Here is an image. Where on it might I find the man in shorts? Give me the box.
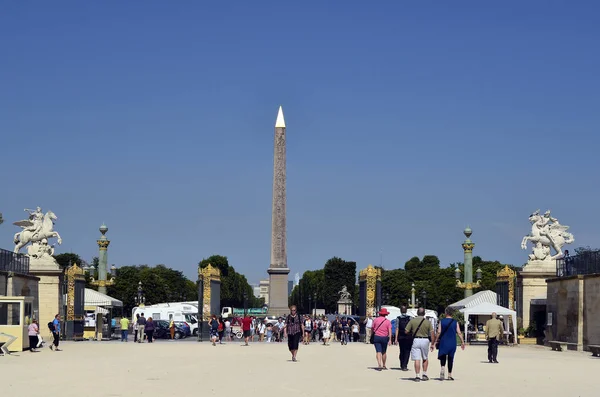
[241,315,253,346]
[405,307,435,382]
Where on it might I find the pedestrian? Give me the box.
[321,316,331,345]
[120,316,130,342]
[218,317,225,343]
[241,315,252,346]
[284,305,304,362]
[372,308,392,370]
[352,321,360,342]
[169,318,176,340]
[276,317,285,342]
[303,316,312,345]
[405,307,434,382]
[145,317,155,342]
[209,315,219,346]
[364,314,373,344]
[394,306,412,371]
[28,319,40,352]
[137,313,146,343]
[266,323,273,342]
[485,312,504,364]
[133,314,140,342]
[437,307,465,380]
[49,314,62,351]
[224,318,232,342]
[258,320,266,342]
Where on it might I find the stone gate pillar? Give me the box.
[65,263,85,340]
[198,264,221,341]
[359,265,381,317]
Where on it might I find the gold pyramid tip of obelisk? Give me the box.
[275,105,285,128]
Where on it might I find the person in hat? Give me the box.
[372,308,392,370]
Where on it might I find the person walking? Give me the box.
[224,318,232,342]
[364,314,373,344]
[169,318,176,340]
[133,314,140,342]
[437,307,465,380]
[50,314,62,351]
[321,316,331,345]
[405,307,434,382]
[372,308,392,370]
[28,319,40,352]
[394,306,412,371]
[241,315,253,346]
[137,313,146,343]
[284,305,304,362]
[120,316,130,342]
[209,315,219,346]
[485,312,505,363]
[145,317,155,343]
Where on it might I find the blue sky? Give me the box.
[1,1,599,284]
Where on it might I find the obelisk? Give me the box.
[267,106,290,316]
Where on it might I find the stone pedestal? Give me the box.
[267,268,290,317]
[29,261,63,339]
[518,260,555,328]
[337,299,352,316]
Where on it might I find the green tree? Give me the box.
[323,257,356,314]
[53,252,83,269]
[198,255,257,308]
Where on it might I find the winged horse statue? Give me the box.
[13,208,62,254]
[521,210,574,261]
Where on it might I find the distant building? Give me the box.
[253,285,260,298]
[259,279,270,306]
[288,280,293,297]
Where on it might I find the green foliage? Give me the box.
[53,252,83,269]
[451,310,465,325]
[105,264,198,315]
[198,255,261,308]
[323,257,356,313]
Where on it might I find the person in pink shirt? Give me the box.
[371,308,392,370]
[28,319,40,353]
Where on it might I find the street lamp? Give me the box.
[110,264,117,278]
[243,292,248,317]
[308,295,312,317]
[411,283,416,308]
[421,290,427,309]
[135,281,146,308]
[313,292,317,317]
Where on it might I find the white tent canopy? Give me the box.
[448,290,497,309]
[460,302,517,341]
[85,288,123,307]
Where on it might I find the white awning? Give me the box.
[460,302,518,340]
[85,288,123,307]
[448,290,497,309]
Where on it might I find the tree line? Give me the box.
[290,254,519,315]
[54,252,262,316]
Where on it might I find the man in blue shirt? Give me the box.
[51,314,61,351]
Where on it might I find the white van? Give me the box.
[132,304,199,336]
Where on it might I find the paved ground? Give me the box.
[1,340,597,396]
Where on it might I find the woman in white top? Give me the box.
[258,321,266,342]
[321,317,331,346]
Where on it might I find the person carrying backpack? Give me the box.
[49,314,62,351]
[394,306,412,371]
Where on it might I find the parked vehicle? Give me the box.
[132,304,199,335]
[153,320,187,339]
[174,321,192,337]
[221,306,268,319]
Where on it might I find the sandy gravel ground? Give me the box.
[1,339,597,397]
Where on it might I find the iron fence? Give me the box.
[0,248,30,275]
[556,250,600,277]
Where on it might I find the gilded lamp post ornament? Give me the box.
[199,264,221,321]
[455,226,482,297]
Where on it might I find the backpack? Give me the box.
[397,315,411,335]
[217,322,224,332]
[48,321,55,332]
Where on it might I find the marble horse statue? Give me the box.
[13,208,62,254]
[521,210,574,262]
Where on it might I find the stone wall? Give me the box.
[29,271,63,339]
[546,273,600,351]
[583,276,600,346]
[0,273,6,295]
